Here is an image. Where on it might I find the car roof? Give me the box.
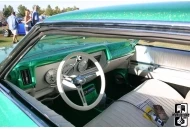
[45,1,190,22]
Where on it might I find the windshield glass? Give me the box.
[23,34,129,59]
[0,44,17,63]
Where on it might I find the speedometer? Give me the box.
[62,64,74,75]
[45,69,57,85]
[77,59,88,72]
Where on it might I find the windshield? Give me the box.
[23,34,129,59]
[0,44,17,63]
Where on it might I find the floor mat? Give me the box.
[105,71,134,100]
[43,96,101,127]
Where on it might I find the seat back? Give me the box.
[129,45,190,87]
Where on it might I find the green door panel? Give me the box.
[0,91,38,127]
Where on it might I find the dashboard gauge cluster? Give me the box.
[77,59,88,72]
[76,55,101,72]
[44,54,101,84]
[62,64,74,75]
[45,68,57,85]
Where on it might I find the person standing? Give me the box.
[24,10,32,35]
[7,12,19,43]
[32,5,39,26]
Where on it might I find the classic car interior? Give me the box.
[6,34,190,127]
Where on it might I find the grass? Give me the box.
[139,40,190,51]
[0,27,190,51]
[0,27,23,47]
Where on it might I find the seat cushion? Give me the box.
[86,79,184,127]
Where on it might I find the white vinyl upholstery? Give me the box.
[86,79,185,127]
[129,45,190,87]
[131,45,190,71]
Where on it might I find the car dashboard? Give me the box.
[7,40,137,98]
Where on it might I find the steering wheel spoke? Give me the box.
[82,71,100,80]
[62,78,77,90]
[57,52,105,111]
[95,71,101,76]
[77,87,88,106]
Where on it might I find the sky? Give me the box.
[0,0,189,11]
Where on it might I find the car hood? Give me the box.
[0,44,17,64]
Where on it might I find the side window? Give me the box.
[138,40,190,51]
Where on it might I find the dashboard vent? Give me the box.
[20,69,32,85]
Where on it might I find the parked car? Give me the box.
[3,22,26,37]
[0,1,190,127]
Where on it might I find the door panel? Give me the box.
[129,45,190,87]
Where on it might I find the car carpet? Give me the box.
[42,71,136,126]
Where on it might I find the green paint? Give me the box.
[8,35,137,89]
[0,91,37,127]
[8,66,36,90]
[106,41,135,59]
[45,2,190,22]
[112,69,129,83]
[83,84,98,105]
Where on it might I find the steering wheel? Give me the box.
[56,52,106,111]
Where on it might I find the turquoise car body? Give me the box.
[0,91,37,126]
[0,1,190,126]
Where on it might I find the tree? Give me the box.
[53,6,61,15]
[32,5,45,15]
[62,8,67,13]
[0,11,6,22]
[62,6,79,13]
[37,6,45,15]
[66,7,73,12]
[39,8,45,15]
[17,4,27,17]
[73,6,79,10]
[2,5,13,18]
[45,5,54,16]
